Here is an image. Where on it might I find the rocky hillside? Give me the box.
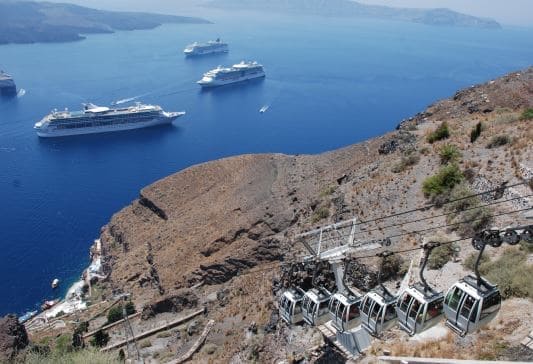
[0,0,210,44]
[15,68,532,363]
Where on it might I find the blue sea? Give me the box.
[1,10,532,316]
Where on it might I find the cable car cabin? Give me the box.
[444,275,501,336]
[279,288,305,325]
[328,292,362,331]
[360,287,397,336]
[302,288,332,326]
[395,282,444,336]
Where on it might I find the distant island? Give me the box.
[206,0,501,29]
[0,0,211,45]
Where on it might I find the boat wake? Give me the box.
[259,105,269,113]
[17,88,26,98]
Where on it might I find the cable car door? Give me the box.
[456,294,479,334]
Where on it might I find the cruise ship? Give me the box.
[197,61,265,87]
[34,102,185,137]
[184,38,228,56]
[0,71,17,97]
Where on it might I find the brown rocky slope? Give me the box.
[94,68,532,362]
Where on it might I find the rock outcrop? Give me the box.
[0,315,28,361]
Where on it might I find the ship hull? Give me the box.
[35,113,184,138]
[184,45,228,56]
[198,72,265,88]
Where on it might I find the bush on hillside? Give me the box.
[90,330,109,348]
[439,144,461,165]
[470,122,483,143]
[427,243,457,269]
[312,206,330,223]
[422,164,463,201]
[391,152,420,173]
[445,183,493,238]
[21,348,120,364]
[462,251,490,271]
[106,301,135,325]
[480,248,533,299]
[521,108,533,120]
[487,134,511,148]
[427,122,450,143]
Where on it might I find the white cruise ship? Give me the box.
[184,38,228,56]
[34,102,185,137]
[197,61,265,87]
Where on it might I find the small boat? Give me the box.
[51,278,59,289]
[259,105,269,113]
[41,299,59,311]
[18,310,38,324]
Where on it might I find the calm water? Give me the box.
[1,11,532,315]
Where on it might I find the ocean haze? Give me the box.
[43,0,531,26]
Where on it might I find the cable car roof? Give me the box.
[408,283,443,302]
[365,291,396,306]
[283,288,304,302]
[331,292,362,305]
[304,288,331,303]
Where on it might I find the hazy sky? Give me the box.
[359,0,533,26]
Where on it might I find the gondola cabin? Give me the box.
[444,275,501,336]
[302,288,332,326]
[360,287,397,336]
[279,288,305,325]
[396,282,444,336]
[328,292,362,331]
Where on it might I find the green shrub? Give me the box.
[427,244,457,269]
[422,164,463,200]
[139,340,151,349]
[320,186,336,197]
[427,122,450,143]
[470,122,483,143]
[487,134,511,148]
[439,144,461,165]
[21,348,120,364]
[480,248,533,299]
[106,301,135,324]
[55,334,73,355]
[444,183,493,238]
[312,206,330,223]
[521,108,533,120]
[520,239,533,253]
[391,153,420,173]
[462,251,490,271]
[90,330,109,348]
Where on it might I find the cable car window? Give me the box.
[348,304,360,319]
[480,292,500,319]
[384,304,396,321]
[371,302,382,321]
[318,301,329,315]
[469,301,479,323]
[399,293,411,311]
[294,303,302,314]
[460,294,478,322]
[445,287,462,310]
[426,299,443,319]
[362,298,372,314]
[408,300,421,319]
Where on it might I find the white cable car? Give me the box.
[443,232,501,336]
[302,287,332,326]
[279,288,305,325]
[359,251,398,336]
[328,292,362,331]
[360,286,398,336]
[396,242,444,335]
